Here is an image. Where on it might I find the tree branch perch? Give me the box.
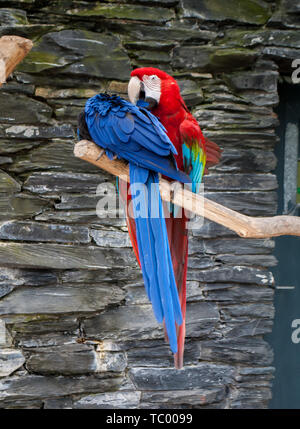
[0,35,33,87]
[74,140,300,239]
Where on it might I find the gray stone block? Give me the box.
[199,338,273,365]
[0,124,74,140]
[141,387,225,407]
[0,374,124,405]
[0,221,90,244]
[189,266,274,285]
[0,349,25,377]
[73,391,141,409]
[129,364,235,390]
[0,92,52,124]
[203,173,278,192]
[26,343,126,375]
[8,140,101,174]
[0,283,125,316]
[0,242,136,269]
[24,172,109,195]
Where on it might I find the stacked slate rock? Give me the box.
[0,0,298,409]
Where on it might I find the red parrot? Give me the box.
[124,67,221,368]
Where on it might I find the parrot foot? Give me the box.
[96,149,105,161]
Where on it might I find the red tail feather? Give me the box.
[204,137,222,167]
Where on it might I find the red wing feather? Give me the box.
[118,178,141,267]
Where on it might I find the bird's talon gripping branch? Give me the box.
[96,149,104,161]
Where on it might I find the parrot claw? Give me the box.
[96,149,105,161]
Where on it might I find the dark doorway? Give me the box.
[266,83,300,409]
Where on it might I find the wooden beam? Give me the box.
[0,35,33,87]
[74,140,300,239]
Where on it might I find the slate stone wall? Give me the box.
[0,0,298,409]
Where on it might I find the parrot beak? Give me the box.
[128,76,141,105]
[128,75,160,110]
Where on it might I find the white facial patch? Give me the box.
[142,75,161,103]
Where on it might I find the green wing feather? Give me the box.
[182,139,206,194]
[180,117,206,194]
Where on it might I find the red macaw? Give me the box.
[124,67,222,368]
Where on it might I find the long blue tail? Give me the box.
[129,164,183,353]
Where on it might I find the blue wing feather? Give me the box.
[118,113,134,134]
[130,165,182,352]
[84,94,191,184]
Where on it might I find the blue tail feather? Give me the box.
[129,164,182,353]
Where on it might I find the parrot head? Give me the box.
[128,67,183,113]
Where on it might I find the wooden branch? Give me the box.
[0,35,33,87]
[74,140,300,239]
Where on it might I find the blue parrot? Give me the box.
[78,93,191,354]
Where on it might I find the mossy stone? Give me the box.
[67,4,175,23]
[0,194,49,221]
[180,0,271,25]
[35,87,99,99]
[221,29,300,49]
[130,50,171,64]
[0,8,28,26]
[210,48,258,71]
[17,50,68,74]
[173,46,213,71]
[0,139,41,155]
[18,30,131,80]
[173,46,257,72]
[115,21,217,43]
[0,170,21,194]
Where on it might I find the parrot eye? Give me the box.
[149,75,157,80]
